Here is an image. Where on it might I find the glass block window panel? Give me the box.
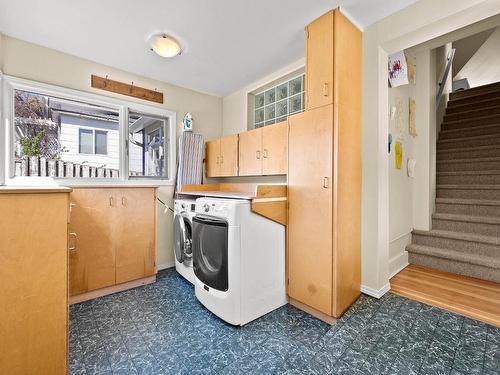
[264,88,276,105]
[252,74,304,128]
[289,76,303,96]
[265,104,275,122]
[79,129,93,154]
[276,99,287,118]
[289,93,303,114]
[95,130,108,155]
[276,83,288,101]
[128,111,169,178]
[255,93,265,109]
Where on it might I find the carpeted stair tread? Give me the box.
[446,97,500,113]
[444,105,500,121]
[440,122,500,133]
[437,184,500,189]
[438,145,500,154]
[436,198,500,206]
[438,133,500,143]
[437,156,500,164]
[412,229,500,246]
[449,82,500,100]
[406,244,500,269]
[448,91,500,108]
[433,212,500,225]
[437,170,500,176]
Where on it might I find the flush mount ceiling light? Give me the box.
[148,34,182,58]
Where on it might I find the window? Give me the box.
[3,76,176,183]
[128,111,169,178]
[78,129,108,155]
[253,74,304,128]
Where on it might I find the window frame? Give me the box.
[1,75,176,186]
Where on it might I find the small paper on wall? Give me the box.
[388,51,409,87]
[409,98,417,136]
[395,142,403,170]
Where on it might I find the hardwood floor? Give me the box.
[390,264,500,327]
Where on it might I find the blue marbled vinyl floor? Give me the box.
[70,268,500,375]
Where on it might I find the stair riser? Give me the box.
[432,218,500,237]
[442,117,500,131]
[437,160,500,172]
[435,202,500,217]
[437,148,500,160]
[412,233,500,257]
[446,98,500,114]
[437,188,500,200]
[437,174,500,185]
[448,91,500,107]
[450,84,500,100]
[439,124,500,139]
[408,253,500,283]
[438,136,500,149]
[444,106,500,122]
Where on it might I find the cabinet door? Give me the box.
[219,134,239,176]
[0,193,68,375]
[305,10,334,110]
[238,128,262,176]
[288,105,333,315]
[205,139,221,177]
[262,121,288,175]
[115,188,156,284]
[69,189,116,294]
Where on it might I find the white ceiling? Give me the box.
[0,0,417,96]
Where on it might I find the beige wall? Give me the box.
[362,0,498,296]
[0,35,223,269]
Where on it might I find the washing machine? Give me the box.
[192,197,286,325]
[173,198,197,284]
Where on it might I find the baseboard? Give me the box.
[389,254,409,279]
[360,283,391,299]
[157,261,175,271]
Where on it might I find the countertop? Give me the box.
[0,186,73,194]
[179,191,254,200]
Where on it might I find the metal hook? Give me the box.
[129,81,134,94]
[104,75,109,87]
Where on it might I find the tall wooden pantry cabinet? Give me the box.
[288,9,362,322]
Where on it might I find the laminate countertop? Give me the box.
[0,186,73,194]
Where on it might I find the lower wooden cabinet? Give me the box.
[0,190,70,375]
[69,187,156,297]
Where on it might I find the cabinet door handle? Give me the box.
[220,155,224,164]
[122,197,126,206]
[68,232,77,252]
[109,197,114,206]
[323,177,329,188]
[263,149,268,158]
[216,156,220,164]
[256,150,261,159]
[323,83,329,96]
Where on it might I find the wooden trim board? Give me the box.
[91,75,163,103]
[70,275,156,305]
[391,264,500,327]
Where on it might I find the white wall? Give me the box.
[0,35,223,270]
[456,26,500,87]
[362,0,498,296]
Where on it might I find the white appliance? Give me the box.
[192,197,286,326]
[173,198,197,284]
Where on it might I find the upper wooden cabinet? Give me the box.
[205,135,239,177]
[305,10,334,110]
[69,188,156,297]
[239,121,288,176]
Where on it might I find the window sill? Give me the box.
[5,176,175,188]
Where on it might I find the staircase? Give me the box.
[406,81,500,283]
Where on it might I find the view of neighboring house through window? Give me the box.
[14,89,120,178]
[128,111,169,178]
[253,74,304,128]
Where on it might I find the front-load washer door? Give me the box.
[192,215,228,291]
[174,213,192,263]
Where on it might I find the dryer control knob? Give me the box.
[203,204,210,212]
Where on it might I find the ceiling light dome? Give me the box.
[149,34,181,58]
